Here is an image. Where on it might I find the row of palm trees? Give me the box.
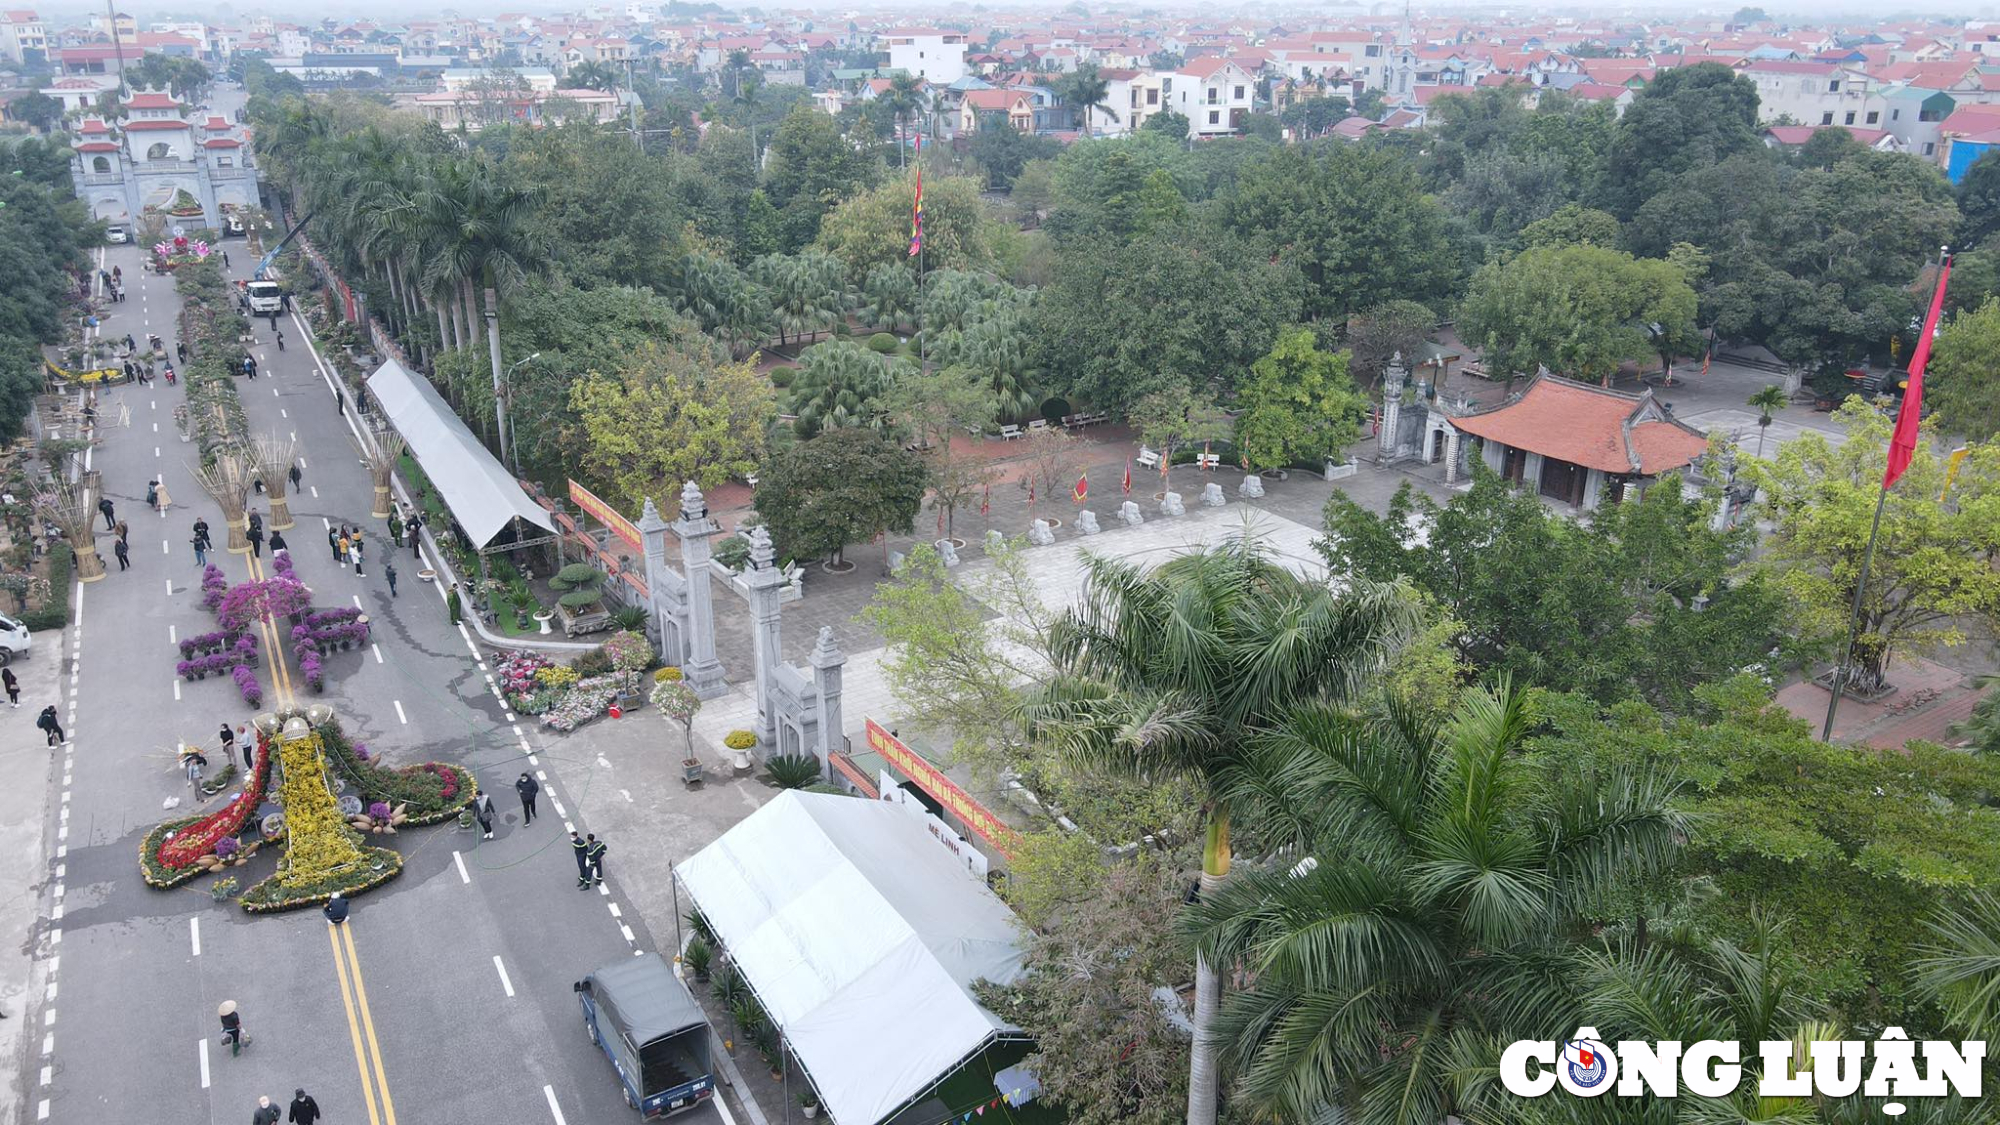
[257,104,545,464]
[1024,538,2000,1125]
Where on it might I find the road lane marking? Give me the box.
[393,700,407,724]
[190,917,200,956]
[198,1037,209,1088]
[372,643,383,663]
[168,625,176,644]
[543,1086,567,1125]
[329,925,385,1125]
[453,851,469,883]
[162,539,169,554]
[493,956,515,997]
[172,679,180,701]
[341,923,398,1125]
[311,485,319,497]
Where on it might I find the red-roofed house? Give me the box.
[1763,123,1905,153]
[0,9,45,65]
[1443,373,1710,509]
[1170,55,1256,137]
[958,88,1034,135]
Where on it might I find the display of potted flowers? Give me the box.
[232,664,262,707]
[724,730,757,773]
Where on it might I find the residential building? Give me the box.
[406,68,623,130]
[1169,55,1256,137]
[957,87,1033,134]
[1736,59,1887,126]
[1763,123,1906,152]
[1124,69,1167,132]
[880,28,966,85]
[69,91,259,229]
[0,9,46,65]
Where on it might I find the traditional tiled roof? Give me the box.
[123,118,191,130]
[1765,123,1889,145]
[1450,373,1709,475]
[202,136,241,148]
[74,140,117,152]
[125,92,180,109]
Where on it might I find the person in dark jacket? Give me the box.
[253,1095,279,1125]
[586,834,607,887]
[2,667,18,707]
[571,830,590,889]
[515,772,539,824]
[322,892,348,925]
[288,1089,321,1125]
[472,789,493,838]
[36,705,63,746]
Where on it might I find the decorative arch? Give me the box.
[90,156,110,173]
[146,142,171,160]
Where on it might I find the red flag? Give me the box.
[980,484,990,516]
[1072,472,1087,504]
[1887,253,1953,489]
[1122,458,1131,495]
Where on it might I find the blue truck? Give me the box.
[575,955,718,1118]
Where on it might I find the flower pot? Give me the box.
[418,569,437,583]
[730,746,753,772]
[534,611,555,635]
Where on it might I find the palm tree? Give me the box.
[563,60,620,91]
[1748,384,1789,459]
[1064,64,1116,137]
[735,67,766,180]
[1181,682,1686,1125]
[1914,893,2000,1038]
[878,72,924,168]
[1023,539,1420,1125]
[789,339,893,437]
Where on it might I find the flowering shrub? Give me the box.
[498,652,565,713]
[272,552,295,579]
[214,837,239,859]
[200,565,229,611]
[601,630,654,673]
[654,666,684,682]
[317,722,472,822]
[543,673,626,733]
[299,649,324,692]
[368,801,392,821]
[179,629,251,660]
[536,665,580,690]
[231,664,262,707]
[725,730,758,751]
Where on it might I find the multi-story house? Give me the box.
[1168,55,1256,137]
[881,28,966,85]
[957,87,1034,134]
[0,10,46,64]
[1736,59,1887,126]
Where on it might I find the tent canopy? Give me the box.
[365,358,555,549]
[677,791,1025,1125]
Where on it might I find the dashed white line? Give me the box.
[453,850,470,884]
[164,579,172,596]
[36,1099,47,1121]
[280,408,287,418]
[37,1065,49,1087]
[372,643,383,664]
[620,924,635,943]
[550,798,567,818]
[168,625,176,644]
[543,1085,568,1125]
[310,485,319,498]
[352,595,363,609]
[493,956,515,997]
[162,539,169,555]
[190,917,200,956]
[394,700,407,725]
[608,903,621,918]
[198,1037,210,1088]
[172,680,181,701]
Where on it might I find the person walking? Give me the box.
[447,582,462,625]
[287,1089,321,1125]
[219,252,228,269]
[275,329,284,352]
[350,535,364,577]
[248,512,262,539]
[153,479,170,513]
[193,517,210,548]
[571,830,590,889]
[217,1001,248,1056]
[218,722,236,765]
[384,561,397,598]
[182,748,206,788]
[405,515,423,557]
[322,892,348,925]
[113,538,129,571]
[3,667,19,708]
[192,534,208,566]
[253,1094,280,1125]
[97,496,114,530]
[145,480,158,510]
[247,525,263,558]
[269,529,287,554]
[237,726,252,772]
[36,705,63,747]
[113,519,128,546]
[515,772,539,824]
[176,341,188,365]
[288,463,301,491]
[586,833,607,887]
[472,789,494,838]
[334,388,344,416]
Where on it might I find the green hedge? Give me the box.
[23,548,71,631]
[239,847,402,913]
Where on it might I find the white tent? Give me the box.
[365,358,555,548]
[677,791,1025,1125]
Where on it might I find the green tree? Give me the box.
[1139,108,1188,138]
[754,249,845,347]
[859,262,918,331]
[884,364,996,533]
[1232,327,1365,471]
[763,104,882,249]
[1748,383,1790,458]
[1345,299,1437,384]
[1220,145,1457,323]
[875,72,924,170]
[968,124,1062,190]
[816,171,990,281]
[1023,538,1418,1125]
[1928,296,2000,441]
[1750,400,2000,695]
[1459,243,1697,383]
[566,338,775,511]
[1183,682,1685,1123]
[754,427,927,565]
[9,92,60,133]
[1602,62,1762,218]
[1279,91,1351,138]
[787,339,894,438]
[1958,149,2000,250]
[1517,202,1622,249]
[1060,63,1117,137]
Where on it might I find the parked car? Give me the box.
[105,224,129,244]
[575,955,717,1117]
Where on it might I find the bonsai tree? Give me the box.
[549,564,607,614]
[652,679,701,763]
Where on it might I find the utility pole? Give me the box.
[105,0,127,93]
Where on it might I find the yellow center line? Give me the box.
[329,924,385,1125]
[341,922,400,1125]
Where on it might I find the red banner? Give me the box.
[567,479,642,550]
[865,719,1019,859]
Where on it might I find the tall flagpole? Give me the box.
[1822,245,1951,741]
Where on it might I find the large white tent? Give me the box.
[365,358,555,548]
[676,791,1025,1125]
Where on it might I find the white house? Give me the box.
[1169,56,1256,138]
[1736,59,1887,127]
[0,9,47,64]
[880,27,965,85]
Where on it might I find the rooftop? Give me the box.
[1449,373,1709,476]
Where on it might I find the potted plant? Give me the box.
[683,935,713,982]
[724,730,757,773]
[799,1091,820,1120]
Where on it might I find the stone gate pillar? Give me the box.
[742,526,787,747]
[810,626,845,767]
[671,481,728,700]
[1379,352,1406,462]
[637,498,689,670]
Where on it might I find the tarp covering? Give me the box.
[365,358,555,548]
[677,791,1025,1125]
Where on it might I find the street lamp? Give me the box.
[501,352,541,473]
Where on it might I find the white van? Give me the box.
[0,613,32,664]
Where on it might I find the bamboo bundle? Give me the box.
[191,452,253,553]
[250,435,299,531]
[366,429,406,519]
[32,479,105,583]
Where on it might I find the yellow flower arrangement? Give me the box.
[724,730,757,751]
[272,728,370,890]
[536,665,580,690]
[654,666,685,683]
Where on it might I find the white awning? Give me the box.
[677,791,1025,1125]
[365,358,555,549]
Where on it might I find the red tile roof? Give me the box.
[125,92,180,109]
[77,118,110,134]
[202,137,241,148]
[1765,123,1889,146]
[203,115,230,130]
[1565,82,1631,101]
[123,118,190,130]
[74,141,117,152]
[1449,374,1709,475]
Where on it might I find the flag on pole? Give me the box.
[908,135,925,259]
[1122,458,1132,495]
[1886,252,1952,489]
[1072,472,1088,504]
[980,483,990,516]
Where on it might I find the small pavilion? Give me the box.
[1444,371,1710,510]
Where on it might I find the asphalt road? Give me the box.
[22,240,727,1125]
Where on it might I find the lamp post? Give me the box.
[501,352,540,473]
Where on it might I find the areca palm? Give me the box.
[1024,539,1419,1125]
[789,339,893,437]
[878,72,925,168]
[1064,64,1117,138]
[1748,384,1789,459]
[1181,683,1686,1125]
[1914,892,2000,1039]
